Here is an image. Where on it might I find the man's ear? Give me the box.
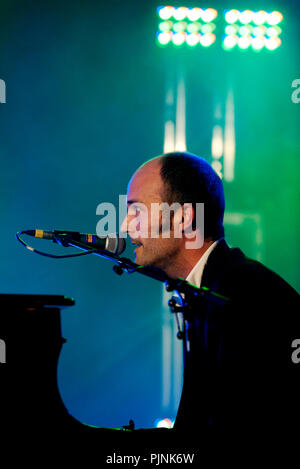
[182,203,194,233]
[173,203,194,237]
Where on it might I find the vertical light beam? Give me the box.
[223,89,235,181]
[211,125,223,159]
[175,77,187,151]
[164,87,175,153]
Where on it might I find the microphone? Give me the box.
[23,230,126,255]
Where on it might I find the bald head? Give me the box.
[120,151,225,276]
[127,156,164,207]
[131,156,163,187]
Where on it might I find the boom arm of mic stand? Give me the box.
[58,237,229,307]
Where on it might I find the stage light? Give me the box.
[159,21,173,32]
[223,34,238,50]
[186,33,200,46]
[155,418,174,428]
[253,25,267,36]
[187,22,201,33]
[201,23,215,34]
[225,9,240,24]
[156,6,282,51]
[158,6,174,20]
[252,36,265,50]
[187,7,202,21]
[157,31,172,45]
[267,11,283,25]
[223,7,282,52]
[265,36,281,50]
[200,33,216,47]
[267,26,281,37]
[239,25,252,36]
[173,21,187,32]
[238,35,251,49]
[172,31,186,45]
[225,24,238,35]
[156,6,218,48]
[239,10,253,24]
[173,6,188,20]
[253,10,267,25]
[202,8,217,23]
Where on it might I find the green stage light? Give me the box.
[157,31,172,45]
[239,10,253,24]
[156,6,282,51]
[239,25,252,36]
[225,9,240,24]
[238,35,251,49]
[265,36,281,50]
[158,6,174,20]
[187,22,201,33]
[186,33,200,46]
[173,21,187,32]
[223,34,238,49]
[201,23,216,34]
[225,24,238,35]
[267,26,281,37]
[252,36,265,50]
[223,8,283,52]
[267,11,283,25]
[253,10,268,25]
[187,7,202,21]
[173,6,188,20]
[159,20,173,32]
[253,25,267,36]
[201,8,218,23]
[200,32,216,47]
[156,6,218,48]
[172,31,186,45]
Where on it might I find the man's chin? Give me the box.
[134,252,150,267]
[134,255,164,272]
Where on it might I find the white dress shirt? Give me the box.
[185,239,220,287]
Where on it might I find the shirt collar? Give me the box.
[185,239,221,287]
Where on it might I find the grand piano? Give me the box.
[0,294,175,449]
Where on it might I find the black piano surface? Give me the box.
[0,294,184,449]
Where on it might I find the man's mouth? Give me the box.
[130,240,143,251]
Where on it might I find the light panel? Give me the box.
[156,7,283,51]
[223,9,283,51]
[156,6,218,48]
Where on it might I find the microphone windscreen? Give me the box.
[106,234,126,254]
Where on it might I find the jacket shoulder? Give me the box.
[203,240,299,299]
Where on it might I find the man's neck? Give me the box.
[164,239,216,279]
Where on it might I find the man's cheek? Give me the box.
[127,213,149,238]
[150,209,162,238]
[139,213,150,238]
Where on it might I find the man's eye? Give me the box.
[128,206,140,216]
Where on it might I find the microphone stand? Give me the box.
[18,230,231,431]
[56,235,229,334]
[65,236,231,418]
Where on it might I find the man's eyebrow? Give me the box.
[127,199,140,206]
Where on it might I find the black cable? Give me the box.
[16,231,96,259]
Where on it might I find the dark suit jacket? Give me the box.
[174,239,299,429]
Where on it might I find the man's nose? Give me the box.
[120,215,128,233]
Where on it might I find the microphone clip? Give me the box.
[52,230,79,248]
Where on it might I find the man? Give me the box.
[121,151,299,429]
